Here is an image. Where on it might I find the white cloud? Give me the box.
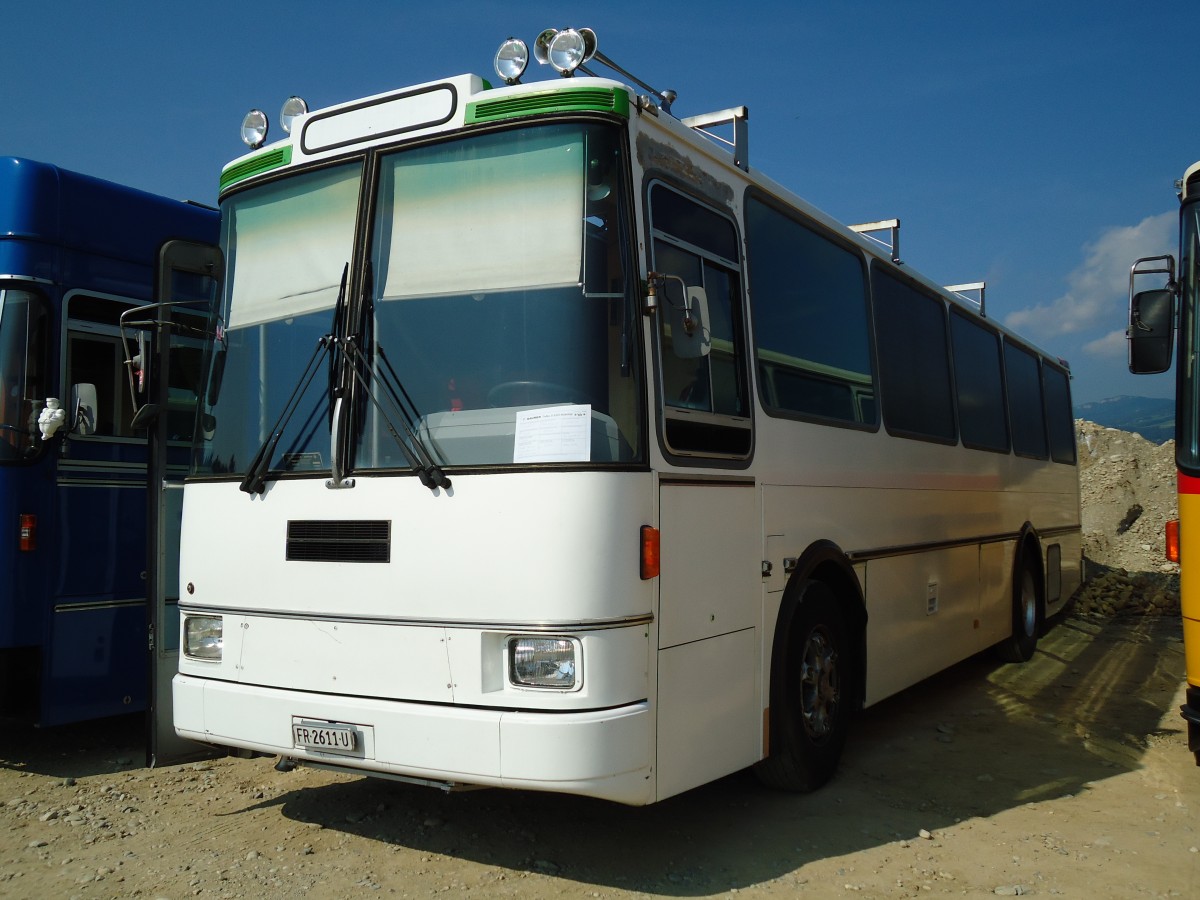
[1004,211,1176,340]
[1081,328,1128,360]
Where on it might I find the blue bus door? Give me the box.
[142,239,222,766]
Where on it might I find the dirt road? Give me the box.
[1,611,1197,898]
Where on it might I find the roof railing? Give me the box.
[849,219,901,263]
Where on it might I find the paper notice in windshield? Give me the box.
[513,405,592,463]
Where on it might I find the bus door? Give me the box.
[647,183,760,799]
[52,290,154,726]
[139,239,222,766]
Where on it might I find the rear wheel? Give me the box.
[995,554,1040,663]
[754,581,853,792]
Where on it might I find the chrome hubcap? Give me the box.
[799,627,840,740]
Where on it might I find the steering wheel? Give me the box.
[486,381,590,408]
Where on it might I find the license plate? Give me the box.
[292,722,358,753]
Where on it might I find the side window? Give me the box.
[1004,340,1048,459]
[744,196,876,426]
[1042,362,1076,464]
[65,295,139,439]
[0,288,50,461]
[871,266,956,442]
[949,308,1009,453]
[649,183,751,459]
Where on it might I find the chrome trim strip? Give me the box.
[0,274,55,285]
[177,607,654,631]
[57,479,145,488]
[54,598,147,613]
[847,524,1082,563]
[659,474,755,486]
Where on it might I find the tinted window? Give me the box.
[949,308,1008,452]
[1004,340,1047,459]
[872,267,956,441]
[745,197,876,425]
[1042,363,1076,464]
[651,185,739,262]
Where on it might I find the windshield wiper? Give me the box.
[239,265,348,495]
[338,331,451,491]
[239,336,335,494]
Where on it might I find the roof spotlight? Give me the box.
[280,96,308,135]
[494,37,529,84]
[240,109,269,149]
[547,27,597,76]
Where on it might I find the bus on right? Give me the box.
[1127,158,1200,764]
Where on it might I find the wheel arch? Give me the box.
[768,540,867,713]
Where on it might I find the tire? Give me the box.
[994,554,1040,663]
[754,581,853,792]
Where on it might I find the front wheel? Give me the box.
[754,581,853,792]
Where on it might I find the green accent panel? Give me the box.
[465,86,629,124]
[219,145,293,193]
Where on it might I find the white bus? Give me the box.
[171,28,1082,805]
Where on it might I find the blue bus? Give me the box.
[0,157,217,727]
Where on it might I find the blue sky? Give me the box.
[3,1,1193,405]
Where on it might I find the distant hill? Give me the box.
[1076,395,1175,444]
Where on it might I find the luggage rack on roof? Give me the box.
[849,219,901,263]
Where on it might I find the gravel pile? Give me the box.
[1073,420,1180,617]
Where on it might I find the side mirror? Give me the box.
[70,383,98,436]
[1127,287,1176,374]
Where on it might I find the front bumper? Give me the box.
[174,673,654,804]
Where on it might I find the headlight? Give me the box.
[508,636,580,690]
[240,109,268,149]
[184,615,223,660]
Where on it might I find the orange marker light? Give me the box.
[19,514,36,552]
[1166,519,1180,563]
[640,525,660,580]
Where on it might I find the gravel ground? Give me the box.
[0,421,1195,898]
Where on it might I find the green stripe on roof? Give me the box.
[465,86,629,124]
[220,145,293,193]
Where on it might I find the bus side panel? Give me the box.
[863,546,981,706]
[1181,489,1200,692]
[657,481,759,649]
[42,602,145,725]
[656,628,759,801]
[655,481,761,799]
[978,541,1015,649]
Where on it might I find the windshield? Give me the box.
[196,163,362,475]
[1179,200,1200,472]
[0,288,50,462]
[195,122,641,479]
[360,122,640,469]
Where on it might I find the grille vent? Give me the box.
[286,520,391,563]
[466,87,629,124]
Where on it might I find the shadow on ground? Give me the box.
[219,613,1188,895]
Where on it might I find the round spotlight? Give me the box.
[547,28,593,75]
[240,109,269,149]
[494,38,529,84]
[280,96,308,135]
